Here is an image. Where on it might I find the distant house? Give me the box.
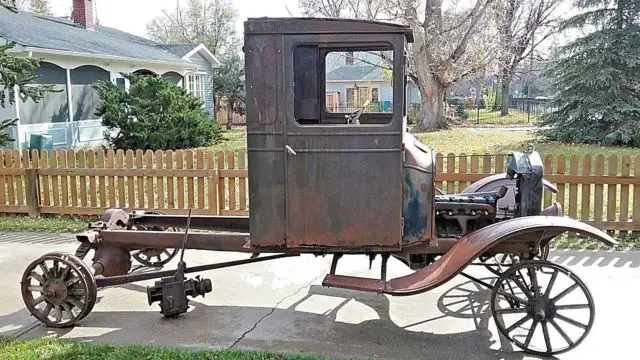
[324,51,421,113]
[0,0,219,150]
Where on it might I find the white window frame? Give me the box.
[185,72,206,104]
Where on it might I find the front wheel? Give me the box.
[491,260,595,356]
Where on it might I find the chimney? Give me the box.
[72,0,95,30]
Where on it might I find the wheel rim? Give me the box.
[132,246,179,267]
[491,260,594,356]
[21,253,96,328]
[44,252,97,321]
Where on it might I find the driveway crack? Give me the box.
[226,273,324,350]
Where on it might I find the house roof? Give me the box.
[154,44,199,58]
[155,43,220,67]
[0,7,195,66]
[326,65,387,82]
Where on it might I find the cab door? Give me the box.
[283,34,406,250]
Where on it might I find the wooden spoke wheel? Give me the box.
[491,260,595,356]
[132,247,179,268]
[21,253,97,328]
[130,211,179,268]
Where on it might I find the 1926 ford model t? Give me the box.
[19,17,617,356]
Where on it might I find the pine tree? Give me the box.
[539,0,640,146]
[94,74,224,151]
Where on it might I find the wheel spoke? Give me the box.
[506,314,531,333]
[552,283,579,303]
[27,285,43,292]
[65,277,80,287]
[524,319,538,348]
[38,263,51,279]
[528,266,541,298]
[555,313,588,330]
[542,321,552,353]
[29,272,45,284]
[32,295,46,305]
[52,260,59,278]
[511,276,533,300]
[496,306,528,315]
[555,304,590,311]
[41,303,53,318]
[66,296,84,310]
[497,290,529,306]
[59,265,71,281]
[68,287,86,296]
[544,270,558,300]
[54,305,62,323]
[61,302,75,322]
[163,250,172,257]
[549,318,574,347]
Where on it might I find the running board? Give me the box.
[322,274,385,293]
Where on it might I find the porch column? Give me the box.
[13,85,21,151]
[66,68,73,146]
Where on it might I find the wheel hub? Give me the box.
[44,279,68,305]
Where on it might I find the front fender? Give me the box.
[461,173,558,194]
[382,216,616,296]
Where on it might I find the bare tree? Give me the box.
[298,0,499,129]
[146,0,240,58]
[29,0,52,15]
[493,0,561,115]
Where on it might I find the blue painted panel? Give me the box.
[186,52,214,114]
[402,168,430,241]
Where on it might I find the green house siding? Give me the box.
[186,52,215,115]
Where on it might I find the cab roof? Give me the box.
[244,17,414,43]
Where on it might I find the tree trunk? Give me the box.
[415,75,447,131]
[500,79,510,116]
[226,101,233,130]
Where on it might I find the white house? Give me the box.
[0,0,220,150]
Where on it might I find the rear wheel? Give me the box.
[21,253,97,328]
[130,211,179,268]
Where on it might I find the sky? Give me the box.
[41,0,581,52]
[46,0,301,38]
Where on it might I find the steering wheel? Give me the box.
[345,100,370,125]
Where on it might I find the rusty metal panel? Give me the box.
[323,216,617,295]
[245,33,287,248]
[402,133,435,244]
[244,17,413,42]
[282,33,405,250]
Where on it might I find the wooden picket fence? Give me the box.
[0,149,638,234]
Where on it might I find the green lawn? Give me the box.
[0,336,325,360]
[0,215,88,233]
[213,127,639,160]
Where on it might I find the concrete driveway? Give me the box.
[0,233,638,360]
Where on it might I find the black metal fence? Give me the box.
[443,97,554,125]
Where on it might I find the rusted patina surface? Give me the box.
[402,132,435,244]
[131,213,249,232]
[244,17,411,250]
[99,230,252,253]
[323,216,616,295]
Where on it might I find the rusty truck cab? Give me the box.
[243,17,433,252]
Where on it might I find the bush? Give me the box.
[94,74,224,151]
[446,97,469,120]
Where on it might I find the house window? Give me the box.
[186,73,205,101]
